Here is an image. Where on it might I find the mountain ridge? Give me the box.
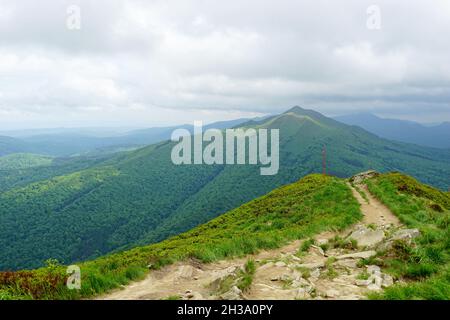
[334,112,450,149]
[0,171,448,300]
[0,107,449,271]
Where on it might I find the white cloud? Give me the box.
[0,0,449,129]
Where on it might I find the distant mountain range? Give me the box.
[334,113,450,149]
[0,118,253,157]
[1,106,449,270]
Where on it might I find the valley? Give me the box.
[1,171,448,300]
[0,107,449,271]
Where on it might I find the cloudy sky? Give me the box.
[0,0,449,129]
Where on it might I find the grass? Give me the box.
[351,182,369,203]
[295,267,311,279]
[366,172,450,300]
[357,270,370,280]
[0,174,362,300]
[298,238,316,254]
[214,275,235,295]
[212,259,257,294]
[357,254,385,268]
[328,235,358,250]
[323,257,338,279]
[237,260,256,292]
[369,266,450,300]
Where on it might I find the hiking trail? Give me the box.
[98,172,416,300]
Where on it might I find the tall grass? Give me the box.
[366,172,450,300]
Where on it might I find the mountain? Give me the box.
[0,153,53,170]
[0,153,116,194]
[0,107,449,271]
[0,118,253,157]
[0,136,34,156]
[1,172,448,300]
[334,113,450,149]
[0,174,362,299]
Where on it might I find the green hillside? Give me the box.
[0,107,449,271]
[0,153,53,170]
[0,174,362,299]
[0,153,119,193]
[366,173,450,300]
[1,172,448,300]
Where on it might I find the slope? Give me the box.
[2,172,448,300]
[365,173,450,299]
[0,153,53,170]
[0,174,362,299]
[334,113,450,149]
[138,107,450,244]
[0,107,449,271]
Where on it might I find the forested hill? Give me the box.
[1,172,448,300]
[0,106,449,270]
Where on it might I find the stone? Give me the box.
[367,283,381,291]
[335,250,377,260]
[186,292,195,299]
[336,259,358,268]
[325,289,340,298]
[209,271,235,291]
[310,268,321,280]
[275,261,287,267]
[220,286,242,300]
[355,279,371,286]
[304,284,315,293]
[189,292,204,300]
[226,266,241,274]
[373,275,383,287]
[382,274,394,288]
[258,262,274,270]
[290,255,302,262]
[296,288,310,299]
[292,278,310,288]
[340,294,365,300]
[294,261,325,269]
[316,239,328,246]
[392,229,421,242]
[349,226,385,247]
[177,265,195,279]
[350,170,379,184]
[279,274,292,282]
[309,245,325,256]
[367,265,381,274]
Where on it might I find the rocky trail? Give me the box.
[98,172,419,300]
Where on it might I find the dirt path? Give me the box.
[348,183,401,227]
[98,178,402,300]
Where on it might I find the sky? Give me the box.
[0,0,449,129]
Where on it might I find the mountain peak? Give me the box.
[284,106,316,115]
[282,106,344,128]
[285,106,305,113]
